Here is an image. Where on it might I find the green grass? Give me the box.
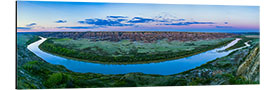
[53,38,234,55]
[40,37,234,64]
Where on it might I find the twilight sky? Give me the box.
[17,1,259,32]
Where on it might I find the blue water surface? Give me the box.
[27,38,245,75]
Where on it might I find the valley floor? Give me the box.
[39,37,234,64]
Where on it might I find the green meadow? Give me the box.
[39,37,234,64]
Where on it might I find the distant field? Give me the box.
[53,38,234,56]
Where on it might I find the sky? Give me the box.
[17,1,259,32]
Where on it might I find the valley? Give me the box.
[16,32,260,88]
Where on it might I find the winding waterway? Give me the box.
[27,37,249,75]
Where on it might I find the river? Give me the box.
[27,37,248,75]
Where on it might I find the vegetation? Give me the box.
[18,44,259,88]
[39,32,236,43]
[17,34,41,65]
[39,37,234,64]
[17,33,259,89]
[17,34,44,88]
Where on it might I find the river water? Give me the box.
[27,37,248,75]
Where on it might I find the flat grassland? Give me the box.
[39,33,234,64]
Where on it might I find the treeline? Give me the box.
[39,38,234,63]
[39,32,236,43]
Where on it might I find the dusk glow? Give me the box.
[17,1,259,32]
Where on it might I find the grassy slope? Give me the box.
[17,34,44,88]
[17,34,259,89]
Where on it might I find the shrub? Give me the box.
[45,73,63,87]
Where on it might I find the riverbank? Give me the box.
[173,43,259,85]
